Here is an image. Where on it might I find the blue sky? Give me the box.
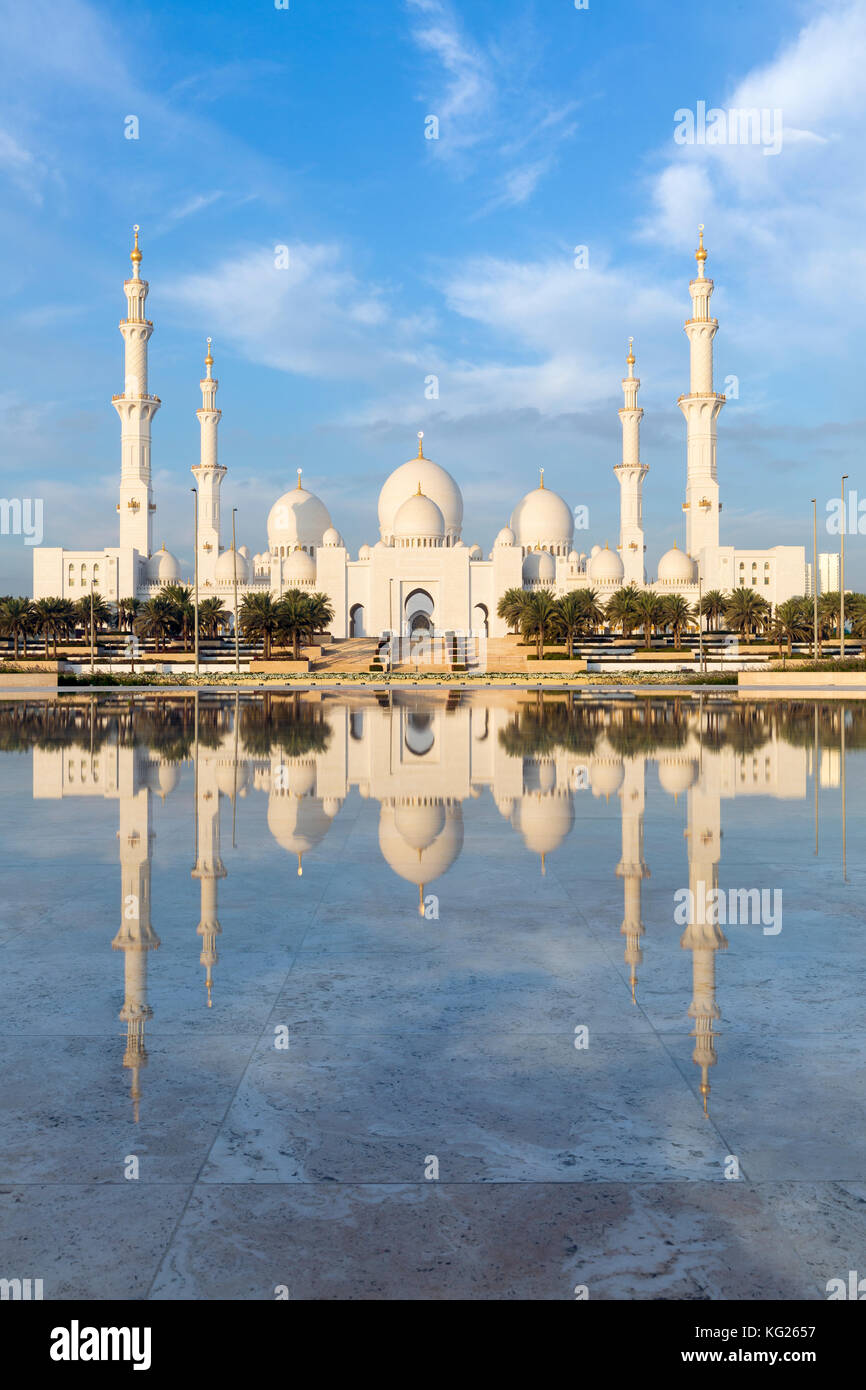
[1,0,864,592]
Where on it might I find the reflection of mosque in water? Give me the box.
[22,694,854,1120]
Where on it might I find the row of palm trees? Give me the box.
[497,584,866,657]
[0,585,336,660]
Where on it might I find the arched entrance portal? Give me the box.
[349,603,366,638]
[404,588,434,635]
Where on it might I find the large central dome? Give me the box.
[378,437,463,544]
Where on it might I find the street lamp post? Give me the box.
[90,576,95,678]
[698,573,704,674]
[840,475,848,660]
[232,508,240,676]
[191,487,200,677]
[811,498,819,660]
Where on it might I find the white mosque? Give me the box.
[32,226,805,632]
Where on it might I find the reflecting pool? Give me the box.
[0,690,864,1299]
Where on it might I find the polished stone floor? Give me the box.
[0,691,864,1299]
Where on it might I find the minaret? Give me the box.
[614,338,648,585]
[677,226,725,564]
[191,338,226,585]
[113,226,160,558]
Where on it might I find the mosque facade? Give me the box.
[32,227,805,630]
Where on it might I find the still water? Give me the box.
[0,690,864,1300]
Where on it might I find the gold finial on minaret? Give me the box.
[130,224,142,270]
[417,430,424,459]
[205,336,214,369]
[296,467,302,491]
[695,223,708,272]
[626,336,635,366]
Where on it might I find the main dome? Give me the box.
[267,483,332,553]
[509,479,573,551]
[378,440,463,543]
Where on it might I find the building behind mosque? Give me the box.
[32,227,805,633]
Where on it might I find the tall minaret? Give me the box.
[614,337,648,585]
[191,338,225,585]
[113,226,160,558]
[678,226,725,564]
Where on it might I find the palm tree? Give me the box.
[818,591,841,641]
[276,589,312,660]
[725,587,770,640]
[520,588,558,660]
[0,597,34,660]
[116,597,140,632]
[633,591,665,650]
[552,591,586,659]
[304,591,336,644]
[159,583,195,651]
[31,597,68,658]
[660,593,695,650]
[772,596,812,656]
[134,596,178,653]
[74,592,112,646]
[197,596,227,638]
[847,592,866,642]
[497,587,528,633]
[605,584,641,638]
[700,589,728,632]
[239,592,282,660]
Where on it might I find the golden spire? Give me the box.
[206,973,213,1009]
[630,973,637,1006]
[626,336,635,366]
[297,852,303,877]
[416,480,422,496]
[539,467,545,490]
[418,882,425,916]
[417,430,424,459]
[296,467,303,491]
[205,336,214,369]
[695,223,708,269]
[130,224,142,268]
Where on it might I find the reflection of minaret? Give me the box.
[615,755,649,1003]
[111,773,159,1122]
[191,756,226,1007]
[681,769,727,1116]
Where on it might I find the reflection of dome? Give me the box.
[284,547,316,585]
[216,760,251,798]
[510,482,573,551]
[378,446,463,542]
[591,758,625,797]
[267,484,331,552]
[494,526,515,547]
[522,549,556,583]
[523,759,556,795]
[322,526,342,547]
[657,542,695,584]
[143,759,181,797]
[146,545,181,583]
[271,758,316,797]
[378,802,464,888]
[511,793,574,867]
[588,543,624,584]
[267,792,337,874]
[393,490,445,545]
[658,758,698,797]
[215,546,250,583]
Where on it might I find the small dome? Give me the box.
[588,543,624,584]
[322,526,342,547]
[215,546,250,584]
[267,482,331,552]
[147,545,181,583]
[393,490,445,543]
[284,547,316,584]
[568,549,579,563]
[358,544,372,560]
[494,526,515,547]
[590,544,601,558]
[468,543,482,559]
[510,480,573,550]
[522,549,556,584]
[238,544,250,559]
[657,542,696,584]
